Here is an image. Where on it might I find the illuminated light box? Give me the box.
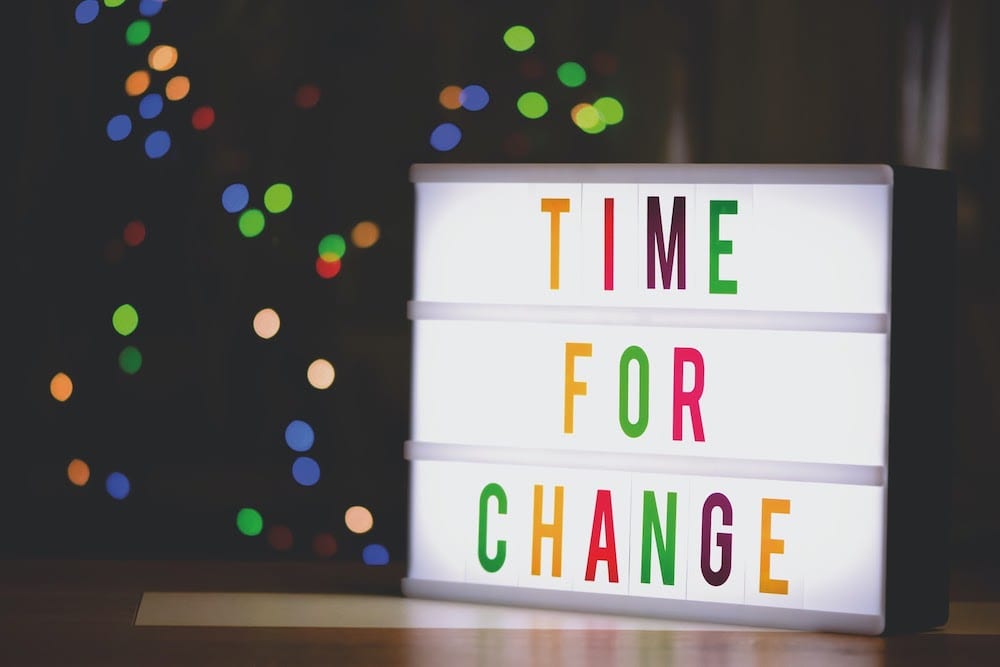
[404,164,955,635]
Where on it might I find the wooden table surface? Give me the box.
[2,559,999,666]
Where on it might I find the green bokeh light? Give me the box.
[263,183,293,214]
[574,104,605,133]
[104,0,127,7]
[236,508,263,536]
[118,346,142,375]
[557,62,587,88]
[112,304,139,336]
[503,25,535,52]
[517,92,548,119]
[125,20,151,46]
[239,209,266,238]
[318,234,346,261]
[594,96,625,125]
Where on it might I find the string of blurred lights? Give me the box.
[431,23,626,154]
[67,1,390,564]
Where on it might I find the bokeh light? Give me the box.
[593,96,625,125]
[67,459,90,487]
[460,84,489,111]
[221,183,249,213]
[572,103,605,134]
[106,472,130,500]
[104,0,126,7]
[503,25,535,52]
[266,524,293,551]
[351,220,380,248]
[144,130,171,158]
[191,106,215,130]
[503,132,531,158]
[591,50,620,76]
[519,56,545,80]
[429,122,461,151]
[123,220,146,247]
[307,358,335,389]
[105,239,125,263]
[138,93,164,119]
[252,307,280,339]
[238,209,266,238]
[118,345,143,374]
[125,20,151,46]
[165,75,190,101]
[557,61,587,88]
[362,544,390,566]
[318,234,346,261]
[236,508,263,536]
[125,70,150,96]
[148,44,178,72]
[139,0,165,17]
[112,304,139,336]
[438,85,462,110]
[516,92,548,119]
[294,83,321,109]
[315,258,341,279]
[50,372,73,402]
[106,114,132,141]
[312,533,337,558]
[263,183,293,214]
[345,506,374,534]
[291,456,321,486]
[284,419,314,452]
[75,0,100,24]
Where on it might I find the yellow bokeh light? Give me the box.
[307,358,335,389]
[253,308,280,339]
[67,459,90,487]
[50,372,73,402]
[125,70,151,97]
[164,75,190,101]
[345,505,374,534]
[351,220,380,248]
[438,85,462,110]
[148,44,179,72]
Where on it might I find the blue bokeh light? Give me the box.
[75,0,100,24]
[284,419,315,452]
[221,184,250,213]
[292,456,320,486]
[106,472,130,500]
[139,0,165,17]
[106,114,132,141]
[144,130,171,158]
[429,123,461,152]
[362,543,390,566]
[138,93,164,120]
[460,84,489,111]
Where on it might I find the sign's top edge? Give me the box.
[409,163,894,185]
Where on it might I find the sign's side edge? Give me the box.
[884,165,957,634]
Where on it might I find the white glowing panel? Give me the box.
[405,164,955,635]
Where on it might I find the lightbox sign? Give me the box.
[404,164,955,635]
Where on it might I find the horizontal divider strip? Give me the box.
[408,301,888,334]
[410,163,894,185]
[405,441,885,487]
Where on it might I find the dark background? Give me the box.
[6,1,998,570]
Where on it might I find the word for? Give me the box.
[564,342,706,441]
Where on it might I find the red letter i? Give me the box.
[604,198,614,291]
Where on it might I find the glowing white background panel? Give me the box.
[408,460,885,617]
[411,319,888,466]
[413,181,890,313]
